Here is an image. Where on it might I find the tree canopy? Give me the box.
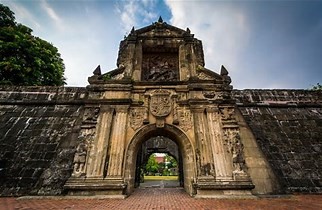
[0,4,65,86]
[145,154,159,174]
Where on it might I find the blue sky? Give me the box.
[1,0,322,89]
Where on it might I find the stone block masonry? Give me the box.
[233,89,322,193]
[0,86,86,196]
[0,87,321,196]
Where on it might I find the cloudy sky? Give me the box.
[1,0,322,89]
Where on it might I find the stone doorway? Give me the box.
[124,124,196,196]
[134,136,183,189]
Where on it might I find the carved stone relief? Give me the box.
[196,71,213,80]
[177,107,193,131]
[142,53,179,81]
[220,107,235,121]
[129,108,145,130]
[71,107,100,177]
[83,107,100,123]
[223,129,247,176]
[72,142,87,177]
[149,89,172,117]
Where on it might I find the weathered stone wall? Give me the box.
[0,87,321,196]
[0,86,86,196]
[233,90,322,193]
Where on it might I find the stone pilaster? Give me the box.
[192,107,215,178]
[206,107,233,180]
[106,106,129,177]
[85,106,114,178]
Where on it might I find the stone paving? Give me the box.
[1,188,322,210]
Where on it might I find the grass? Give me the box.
[144,175,178,181]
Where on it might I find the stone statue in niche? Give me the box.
[224,129,247,175]
[72,143,87,177]
[142,53,178,81]
[231,136,246,174]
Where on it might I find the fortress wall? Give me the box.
[0,87,321,196]
[233,90,322,193]
[0,86,86,196]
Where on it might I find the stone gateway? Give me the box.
[63,19,269,197]
[0,18,321,197]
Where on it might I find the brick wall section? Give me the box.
[233,90,322,193]
[0,86,86,196]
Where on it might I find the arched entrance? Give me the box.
[134,136,183,188]
[124,124,196,196]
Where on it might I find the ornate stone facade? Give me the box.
[63,18,278,198]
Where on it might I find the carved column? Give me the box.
[206,107,232,180]
[106,106,129,178]
[86,106,114,178]
[192,107,215,178]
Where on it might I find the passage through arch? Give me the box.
[123,124,196,196]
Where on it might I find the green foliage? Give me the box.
[145,154,159,174]
[0,4,65,86]
[165,154,177,168]
[311,83,322,91]
[102,74,111,81]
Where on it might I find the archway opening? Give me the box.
[134,136,183,189]
[124,124,195,196]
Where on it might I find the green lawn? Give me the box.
[144,175,178,181]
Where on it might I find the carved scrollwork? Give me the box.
[196,71,213,80]
[129,108,145,130]
[83,107,100,123]
[220,107,235,121]
[177,107,193,131]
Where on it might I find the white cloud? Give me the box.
[40,0,65,31]
[41,0,60,22]
[165,1,250,88]
[115,0,158,33]
[1,1,41,29]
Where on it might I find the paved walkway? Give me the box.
[1,188,322,210]
[139,180,180,188]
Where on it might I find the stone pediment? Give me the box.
[196,66,223,81]
[135,22,187,38]
[125,17,194,44]
[88,18,231,87]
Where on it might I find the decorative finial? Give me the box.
[220,65,229,76]
[186,27,191,34]
[130,26,135,34]
[158,16,163,23]
[93,65,101,76]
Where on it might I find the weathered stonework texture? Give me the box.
[233,90,322,193]
[0,19,321,197]
[0,87,86,196]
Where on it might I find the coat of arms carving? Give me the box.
[150,90,172,117]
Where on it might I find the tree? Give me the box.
[165,154,177,168]
[145,154,159,174]
[0,4,65,86]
